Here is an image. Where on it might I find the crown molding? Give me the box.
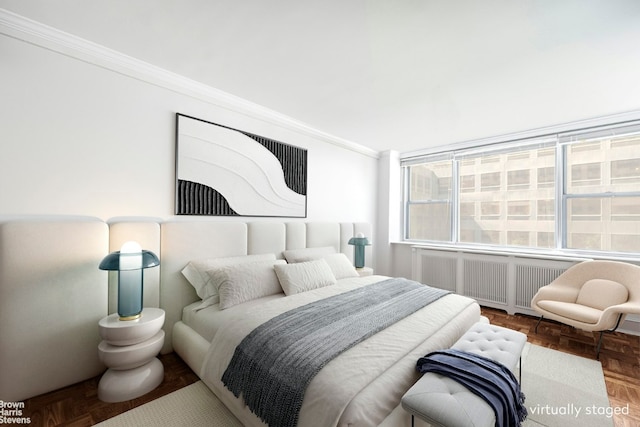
[0,8,379,159]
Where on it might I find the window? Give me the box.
[507,170,530,190]
[611,158,640,184]
[537,200,554,221]
[405,157,452,241]
[611,197,640,221]
[563,124,640,253]
[537,232,554,248]
[507,201,530,220]
[537,167,554,188]
[570,162,601,187]
[403,120,640,256]
[456,142,555,249]
[568,198,602,221]
[507,231,530,246]
[480,172,500,191]
[460,175,475,193]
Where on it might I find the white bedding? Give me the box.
[182,293,286,341]
[199,275,480,426]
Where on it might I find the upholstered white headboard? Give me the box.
[158,220,371,353]
[0,216,108,401]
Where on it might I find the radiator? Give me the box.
[463,258,508,304]
[514,261,568,310]
[413,247,584,315]
[418,253,457,292]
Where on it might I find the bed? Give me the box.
[159,220,481,426]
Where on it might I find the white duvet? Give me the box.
[201,275,480,426]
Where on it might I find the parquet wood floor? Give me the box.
[483,307,640,427]
[18,307,640,426]
[20,352,199,426]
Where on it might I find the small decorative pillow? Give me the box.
[181,253,277,306]
[282,246,336,263]
[274,258,337,296]
[322,253,359,279]
[211,259,286,310]
[576,279,629,310]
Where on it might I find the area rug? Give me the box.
[519,343,613,427]
[95,380,242,427]
[97,344,612,427]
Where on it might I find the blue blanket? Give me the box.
[417,349,527,427]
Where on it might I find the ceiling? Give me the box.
[2,0,640,154]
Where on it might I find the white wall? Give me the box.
[0,21,378,230]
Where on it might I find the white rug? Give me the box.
[96,381,242,427]
[97,344,612,427]
[519,343,613,427]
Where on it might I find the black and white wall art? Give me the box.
[175,114,307,217]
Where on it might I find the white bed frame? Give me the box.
[155,219,453,427]
[158,220,372,367]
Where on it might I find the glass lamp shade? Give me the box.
[99,242,160,321]
[348,233,371,269]
[98,250,160,271]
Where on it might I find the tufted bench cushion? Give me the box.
[402,322,527,427]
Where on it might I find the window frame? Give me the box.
[402,120,640,259]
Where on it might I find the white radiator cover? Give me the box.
[412,247,583,316]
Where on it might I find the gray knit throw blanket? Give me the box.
[221,278,450,427]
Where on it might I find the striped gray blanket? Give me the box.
[221,277,450,427]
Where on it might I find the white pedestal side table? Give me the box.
[97,307,165,402]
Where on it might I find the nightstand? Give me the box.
[356,267,373,276]
[97,307,165,402]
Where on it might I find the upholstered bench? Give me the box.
[402,322,527,427]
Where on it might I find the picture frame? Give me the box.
[175,113,307,217]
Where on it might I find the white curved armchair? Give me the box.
[531,260,640,359]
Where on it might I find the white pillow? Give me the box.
[274,258,337,296]
[282,246,336,263]
[322,253,359,279]
[181,253,277,305]
[211,260,286,310]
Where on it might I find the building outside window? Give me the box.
[403,121,640,256]
[405,158,452,241]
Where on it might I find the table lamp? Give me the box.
[99,241,160,320]
[348,233,371,268]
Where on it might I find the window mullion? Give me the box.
[452,158,459,243]
[557,143,565,251]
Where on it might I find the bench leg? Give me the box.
[411,414,414,427]
[519,357,522,383]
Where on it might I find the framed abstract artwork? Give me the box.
[175,113,307,217]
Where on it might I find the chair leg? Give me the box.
[534,316,544,333]
[595,331,605,360]
[595,314,623,360]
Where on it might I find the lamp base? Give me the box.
[119,313,142,321]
